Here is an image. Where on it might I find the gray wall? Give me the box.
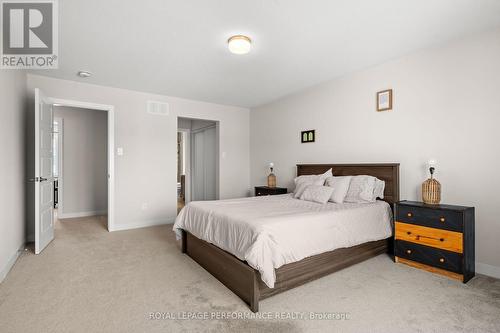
[250,27,500,276]
[0,71,27,282]
[54,106,108,217]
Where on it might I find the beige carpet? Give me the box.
[1,216,499,333]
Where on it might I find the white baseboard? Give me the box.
[109,217,175,232]
[476,262,500,279]
[0,244,24,283]
[58,210,108,219]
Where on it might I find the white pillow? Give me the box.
[344,175,377,203]
[294,177,325,198]
[319,168,333,180]
[299,185,334,204]
[325,176,352,203]
[374,179,385,200]
[293,168,333,194]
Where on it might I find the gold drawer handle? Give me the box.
[415,235,445,242]
[407,212,413,217]
[440,217,446,223]
[406,249,412,254]
[439,258,445,263]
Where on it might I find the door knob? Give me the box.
[40,177,48,182]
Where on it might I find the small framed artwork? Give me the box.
[377,89,393,112]
[301,130,315,143]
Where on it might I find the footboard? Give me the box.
[181,230,261,312]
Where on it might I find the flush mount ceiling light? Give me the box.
[227,35,252,55]
[77,71,92,78]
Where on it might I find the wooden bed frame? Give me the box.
[180,163,400,312]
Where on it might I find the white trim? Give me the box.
[34,89,41,253]
[48,98,115,232]
[0,244,24,284]
[108,110,115,232]
[54,117,64,213]
[108,218,175,232]
[477,262,500,279]
[58,210,108,219]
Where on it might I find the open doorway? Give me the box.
[177,117,219,214]
[52,106,108,230]
[28,90,115,254]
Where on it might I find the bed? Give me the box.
[174,163,400,312]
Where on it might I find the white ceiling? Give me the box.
[37,0,500,108]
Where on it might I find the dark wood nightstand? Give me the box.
[394,201,475,283]
[255,186,287,196]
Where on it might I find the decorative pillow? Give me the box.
[374,179,385,200]
[293,168,333,195]
[299,185,334,204]
[293,177,325,198]
[325,176,352,203]
[344,175,377,203]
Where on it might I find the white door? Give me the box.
[191,126,217,201]
[34,88,55,254]
[192,130,205,201]
[203,126,217,200]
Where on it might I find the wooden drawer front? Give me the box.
[256,189,269,196]
[256,188,275,196]
[395,222,463,253]
[395,240,462,274]
[396,205,462,232]
[255,188,287,196]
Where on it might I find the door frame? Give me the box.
[49,98,115,232]
[177,128,191,204]
[53,117,63,211]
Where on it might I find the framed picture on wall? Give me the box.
[301,130,315,143]
[377,89,392,111]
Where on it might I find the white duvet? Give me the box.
[173,194,392,288]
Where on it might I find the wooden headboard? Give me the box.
[296,163,400,205]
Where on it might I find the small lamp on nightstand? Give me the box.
[267,162,276,188]
[422,160,441,204]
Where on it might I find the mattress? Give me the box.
[173,194,393,288]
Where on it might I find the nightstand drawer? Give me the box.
[255,186,287,196]
[395,222,463,253]
[395,240,462,274]
[396,205,462,232]
[256,188,274,196]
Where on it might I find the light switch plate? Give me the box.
[117,147,124,156]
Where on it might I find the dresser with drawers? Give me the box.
[394,201,475,283]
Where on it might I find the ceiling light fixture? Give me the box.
[77,71,92,78]
[227,35,252,55]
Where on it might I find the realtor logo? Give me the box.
[1,0,58,69]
